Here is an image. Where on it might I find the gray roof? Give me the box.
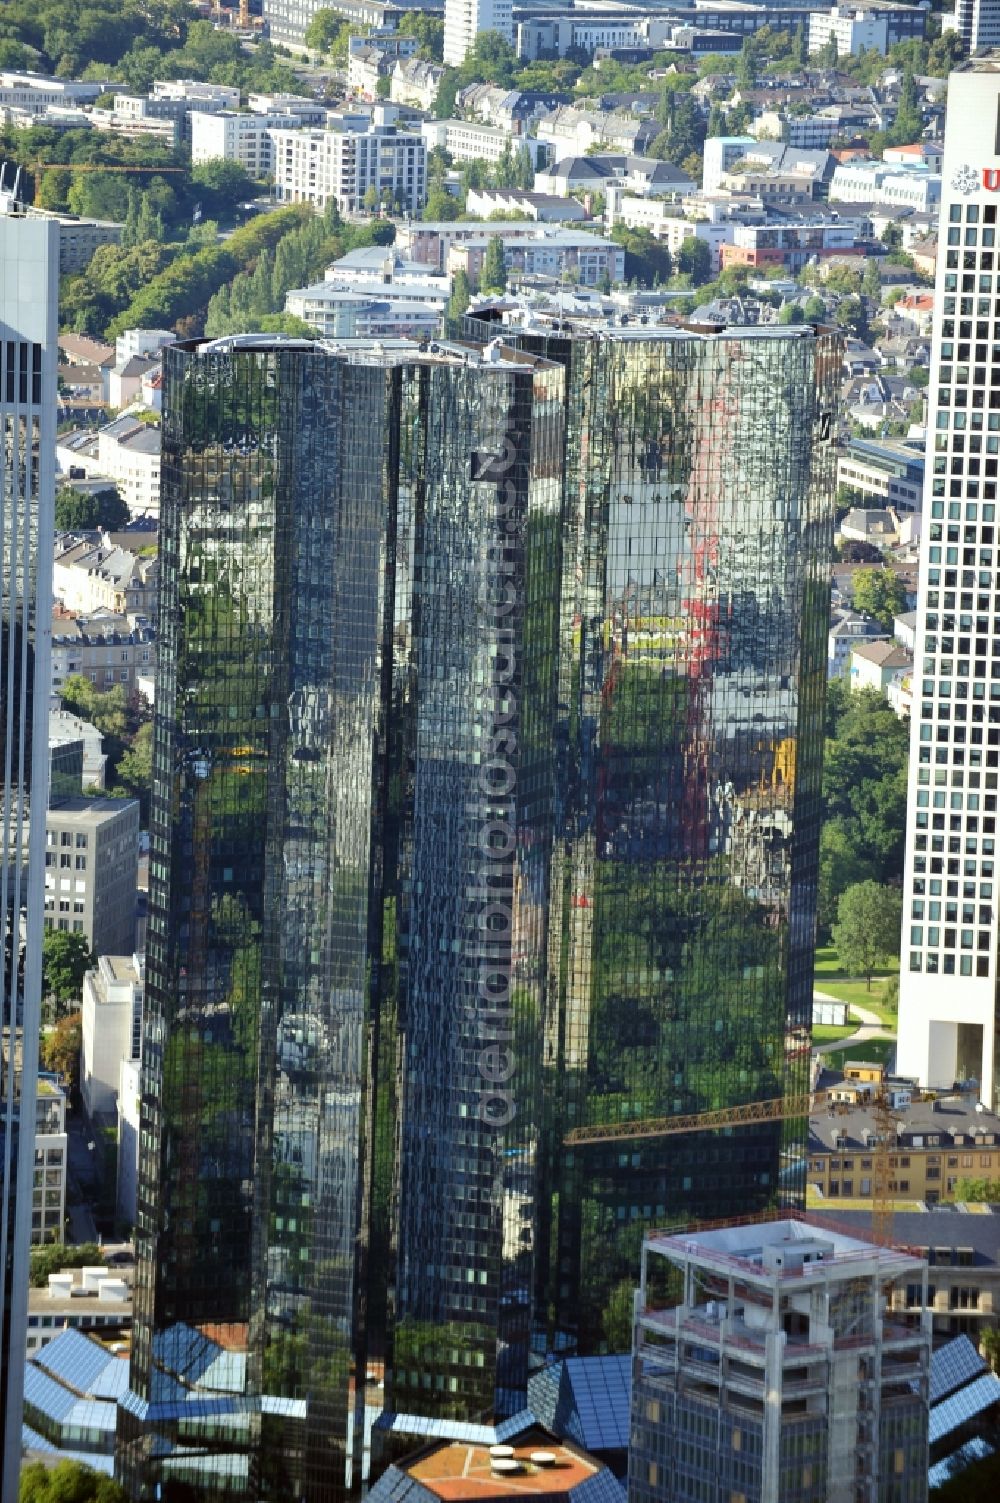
[817,1208,1000,1267]
[810,1097,1000,1154]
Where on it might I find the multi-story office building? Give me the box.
[444,0,513,66]
[271,120,426,215]
[116,333,567,1499]
[31,1079,68,1247]
[117,317,837,1499]
[898,58,1000,1106]
[44,795,140,957]
[0,211,57,1503]
[628,1219,931,1503]
[955,0,1000,53]
[81,953,144,1120]
[465,311,839,1350]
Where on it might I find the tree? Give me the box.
[677,236,712,285]
[447,267,471,328]
[111,720,153,818]
[602,1278,636,1352]
[54,486,129,533]
[20,1461,127,1503]
[480,236,507,293]
[953,1177,1000,1202]
[191,159,255,219]
[832,881,902,990]
[803,294,826,321]
[982,1326,1000,1372]
[41,1010,83,1085]
[852,567,908,630]
[862,256,882,301]
[28,1242,104,1289]
[610,227,671,287]
[817,821,876,939]
[42,931,94,1013]
[59,675,128,739]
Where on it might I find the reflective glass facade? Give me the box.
[466,318,839,1351]
[120,322,838,1503]
[117,337,566,1500]
[0,215,57,1503]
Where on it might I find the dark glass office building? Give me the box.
[119,321,838,1501]
[116,335,566,1499]
[467,315,840,1350]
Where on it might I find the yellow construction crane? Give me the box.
[565,1087,900,1246]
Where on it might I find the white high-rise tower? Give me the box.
[955,0,1000,55]
[0,208,57,1502]
[443,0,513,67]
[898,56,1000,1108]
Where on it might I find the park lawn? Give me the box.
[812,1023,856,1046]
[814,944,898,1027]
[822,1037,896,1074]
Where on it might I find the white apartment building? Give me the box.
[422,117,547,169]
[604,195,733,271]
[81,954,143,1120]
[285,278,448,337]
[516,16,672,61]
[808,7,890,56]
[190,110,303,176]
[115,329,173,366]
[830,159,941,212]
[271,122,426,215]
[444,0,513,67]
[702,135,757,194]
[0,71,105,114]
[898,60,1000,1108]
[95,415,161,519]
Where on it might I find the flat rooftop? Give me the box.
[647,1216,925,1278]
[47,794,138,820]
[406,1434,601,1499]
[178,334,562,374]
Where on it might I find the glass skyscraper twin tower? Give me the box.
[119,320,839,1499]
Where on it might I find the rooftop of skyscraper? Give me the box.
[646,1215,926,1283]
[183,331,559,372]
[369,1431,623,1503]
[464,304,834,344]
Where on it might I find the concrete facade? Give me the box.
[629,1219,931,1503]
[43,796,140,958]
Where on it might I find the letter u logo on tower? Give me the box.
[983,168,1000,192]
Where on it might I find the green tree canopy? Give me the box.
[20,1461,127,1503]
[54,486,129,533]
[832,881,902,990]
[852,567,908,630]
[480,236,507,293]
[677,235,712,285]
[190,158,256,217]
[447,267,471,329]
[42,931,94,1010]
[60,675,128,738]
